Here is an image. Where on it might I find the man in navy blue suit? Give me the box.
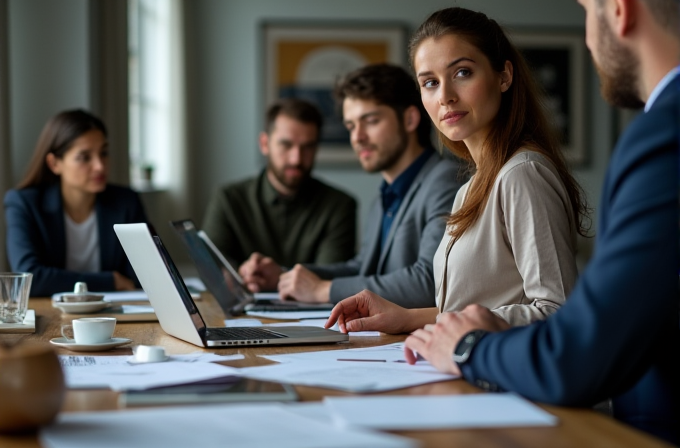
[403,0,680,443]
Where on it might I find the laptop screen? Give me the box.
[170,220,252,313]
[152,235,207,338]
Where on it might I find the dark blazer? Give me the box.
[460,78,680,444]
[308,152,465,307]
[4,184,148,296]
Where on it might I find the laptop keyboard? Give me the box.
[208,327,287,340]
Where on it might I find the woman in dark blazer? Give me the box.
[4,109,149,296]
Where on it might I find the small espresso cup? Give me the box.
[61,317,116,344]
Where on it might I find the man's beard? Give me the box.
[267,160,310,192]
[359,124,409,173]
[594,14,645,109]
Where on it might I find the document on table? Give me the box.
[40,404,417,448]
[261,342,414,364]
[324,394,558,430]
[245,310,332,320]
[236,360,457,393]
[265,318,380,337]
[59,353,244,367]
[61,359,240,391]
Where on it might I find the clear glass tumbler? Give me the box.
[0,272,33,323]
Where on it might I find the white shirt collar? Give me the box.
[644,66,680,112]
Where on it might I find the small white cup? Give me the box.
[61,317,116,344]
[132,345,166,363]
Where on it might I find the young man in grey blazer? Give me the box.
[239,64,465,308]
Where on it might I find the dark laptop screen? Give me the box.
[152,235,206,337]
[169,220,251,314]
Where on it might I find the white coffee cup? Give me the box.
[132,345,166,363]
[61,317,116,344]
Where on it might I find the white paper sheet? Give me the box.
[224,318,263,327]
[262,342,419,364]
[324,394,558,430]
[59,353,244,367]
[253,292,281,301]
[120,305,155,314]
[61,360,239,390]
[265,319,380,337]
[236,360,457,392]
[40,404,417,448]
[101,291,149,302]
[245,310,332,320]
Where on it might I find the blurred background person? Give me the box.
[4,109,149,296]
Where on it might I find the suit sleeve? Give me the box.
[460,114,678,406]
[311,195,357,264]
[4,190,115,296]
[326,171,459,308]
[492,161,578,326]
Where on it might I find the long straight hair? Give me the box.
[409,8,590,240]
[17,109,107,189]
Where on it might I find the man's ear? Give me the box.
[403,106,421,133]
[45,153,61,175]
[500,60,513,93]
[612,0,637,37]
[258,132,270,156]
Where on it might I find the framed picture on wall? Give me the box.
[508,29,588,166]
[262,21,408,165]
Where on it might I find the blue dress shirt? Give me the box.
[379,148,434,249]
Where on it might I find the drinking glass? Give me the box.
[0,273,33,323]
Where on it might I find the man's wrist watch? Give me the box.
[453,329,488,364]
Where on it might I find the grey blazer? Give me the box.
[307,152,465,307]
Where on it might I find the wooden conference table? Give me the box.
[0,295,673,448]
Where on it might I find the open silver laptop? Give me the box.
[114,223,348,347]
[169,219,334,315]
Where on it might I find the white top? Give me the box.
[433,150,578,326]
[65,211,101,273]
[644,66,680,112]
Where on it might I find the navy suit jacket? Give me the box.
[4,184,148,296]
[460,78,680,444]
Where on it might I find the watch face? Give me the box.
[455,332,478,356]
[453,330,486,364]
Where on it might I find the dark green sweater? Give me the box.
[202,171,357,268]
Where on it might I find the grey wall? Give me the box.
[8,0,92,184]
[184,0,611,260]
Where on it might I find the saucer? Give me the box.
[49,337,132,352]
[53,301,110,314]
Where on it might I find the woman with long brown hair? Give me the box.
[4,109,149,296]
[326,6,589,333]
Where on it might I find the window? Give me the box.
[128,0,185,190]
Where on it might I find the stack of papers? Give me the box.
[235,343,457,392]
[59,354,244,390]
[225,317,380,337]
[40,404,417,448]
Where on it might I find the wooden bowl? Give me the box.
[0,343,65,433]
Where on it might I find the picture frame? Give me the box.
[508,29,588,166]
[261,21,408,165]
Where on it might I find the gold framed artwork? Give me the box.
[262,22,408,165]
[508,29,589,166]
